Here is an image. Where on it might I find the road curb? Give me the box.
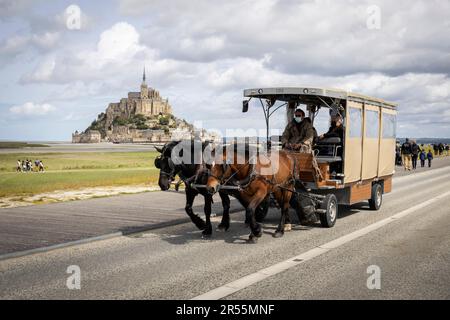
[0,207,243,262]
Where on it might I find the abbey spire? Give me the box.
[142,66,146,84]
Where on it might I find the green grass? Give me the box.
[0,169,160,197]
[0,142,49,149]
[0,151,161,197]
[0,152,158,172]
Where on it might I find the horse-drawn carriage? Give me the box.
[154,86,397,240]
[241,87,398,227]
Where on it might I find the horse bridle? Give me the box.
[207,162,230,184]
[155,154,178,181]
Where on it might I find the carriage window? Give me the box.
[348,107,362,138]
[365,110,379,138]
[382,113,397,139]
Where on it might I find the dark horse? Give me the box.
[207,147,297,242]
[154,140,269,238]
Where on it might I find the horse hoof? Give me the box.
[217,224,229,232]
[247,235,258,244]
[201,232,212,239]
[244,223,250,229]
[254,224,263,238]
[284,224,292,232]
[273,231,284,238]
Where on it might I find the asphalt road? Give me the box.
[1,164,449,299]
[1,156,448,258]
[0,191,242,257]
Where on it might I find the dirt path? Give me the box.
[0,185,160,209]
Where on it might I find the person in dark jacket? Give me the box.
[419,150,426,168]
[438,143,444,156]
[319,114,344,142]
[410,140,420,170]
[281,108,315,151]
[427,150,433,167]
[401,138,412,171]
[433,144,439,156]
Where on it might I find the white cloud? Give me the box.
[121,0,450,76]
[0,0,35,20]
[21,22,156,85]
[81,22,148,68]
[9,102,56,115]
[31,32,60,49]
[21,55,56,83]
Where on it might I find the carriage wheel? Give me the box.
[368,183,383,210]
[319,194,338,228]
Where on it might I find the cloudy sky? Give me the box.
[1,0,450,141]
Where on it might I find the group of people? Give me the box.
[281,107,344,151]
[433,143,449,156]
[398,139,433,171]
[16,159,45,172]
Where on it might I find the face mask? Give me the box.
[294,116,302,123]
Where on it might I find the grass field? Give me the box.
[0,142,49,149]
[0,152,160,197]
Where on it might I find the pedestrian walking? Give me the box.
[38,160,45,172]
[419,150,426,168]
[433,144,439,156]
[439,143,444,156]
[427,150,433,168]
[401,138,413,171]
[411,140,420,170]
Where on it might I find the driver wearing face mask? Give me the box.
[281,108,315,151]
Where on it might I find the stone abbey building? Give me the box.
[72,70,192,143]
[102,68,172,130]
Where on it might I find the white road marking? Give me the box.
[390,169,450,195]
[191,189,450,300]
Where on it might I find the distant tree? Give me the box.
[159,115,170,126]
[113,116,129,126]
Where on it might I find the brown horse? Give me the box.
[206,146,296,242]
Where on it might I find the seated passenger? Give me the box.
[319,114,344,142]
[281,108,315,151]
[319,114,344,174]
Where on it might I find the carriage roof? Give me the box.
[243,87,397,110]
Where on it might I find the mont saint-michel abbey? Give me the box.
[106,69,172,126]
[72,70,208,144]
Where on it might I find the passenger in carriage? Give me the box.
[318,113,344,174]
[281,108,315,151]
[319,114,344,143]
